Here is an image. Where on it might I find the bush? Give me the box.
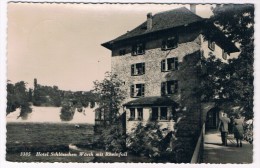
[127,122,168,158]
[93,123,126,152]
[126,113,202,163]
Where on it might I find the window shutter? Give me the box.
[131,64,134,76]
[161,82,166,96]
[141,84,145,96]
[161,60,166,72]
[130,85,135,97]
[142,63,145,74]
[174,57,179,70]
[212,42,215,50]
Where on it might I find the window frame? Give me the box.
[131,62,145,76]
[151,107,159,121]
[161,35,178,51]
[130,83,145,98]
[151,107,170,121]
[129,108,135,120]
[137,108,143,120]
[161,80,178,96]
[161,57,179,72]
[132,43,145,56]
[160,107,168,120]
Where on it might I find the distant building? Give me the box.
[100,6,239,134]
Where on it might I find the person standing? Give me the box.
[233,113,244,147]
[218,112,231,146]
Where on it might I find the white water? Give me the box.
[6,106,95,124]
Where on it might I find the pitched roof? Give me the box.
[123,96,179,107]
[102,7,204,49]
[101,7,239,53]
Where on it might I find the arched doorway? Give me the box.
[205,107,220,130]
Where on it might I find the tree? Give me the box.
[127,122,165,157]
[34,78,38,89]
[209,4,254,118]
[60,101,76,121]
[28,88,33,102]
[93,72,126,124]
[6,82,16,113]
[94,123,126,152]
[6,81,32,119]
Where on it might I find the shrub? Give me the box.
[127,122,168,158]
[93,123,126,152]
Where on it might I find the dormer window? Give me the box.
[208,40,215,51]
[132,43,145,56]
[119,49,126,56]
[161,57,179,72]
[131,63,145,76]
[161,36,178,50]
[222,49,229,60]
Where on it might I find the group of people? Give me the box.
[218,111,244,147]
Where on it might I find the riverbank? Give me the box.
[6,122,94,162]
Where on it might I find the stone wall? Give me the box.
[111,30,202,105]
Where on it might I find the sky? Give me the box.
[7,3,213,91]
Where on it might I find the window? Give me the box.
[161,80,178,95]
[151,107,169,121]
[119,49,126,56]
[137,108,143,120]
[151,107,159,121]
[131,63,145,76]
[132,43,145,56]
[222,49,228,60]
[130,108,135,120]
[160,107,168,120]
[162,36,178,50]
[130,84,145,98]
[161,57,179,72]
[208,40,215,51]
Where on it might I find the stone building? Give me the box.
[100,6,239,134]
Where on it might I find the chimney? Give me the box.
[147,12,152,30]
[190,4,196,14]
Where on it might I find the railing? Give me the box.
[190,123,205,163]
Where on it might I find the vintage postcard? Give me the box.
[1,0,255,165]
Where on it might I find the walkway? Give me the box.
[203,130,253,163]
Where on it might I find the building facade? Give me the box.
[100,6,239,134]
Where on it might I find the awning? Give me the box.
[123,96,179,107]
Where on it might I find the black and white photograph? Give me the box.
[0,0,256,165]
